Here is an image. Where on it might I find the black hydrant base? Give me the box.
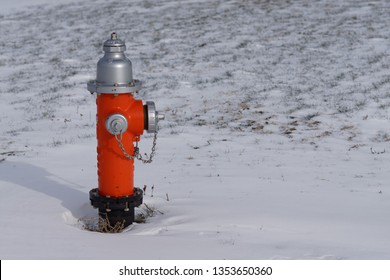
[89,188,143,230]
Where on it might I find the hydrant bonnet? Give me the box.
[87,32,141,94]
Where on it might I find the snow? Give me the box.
[1,0,390,259]
[0,0,78,14]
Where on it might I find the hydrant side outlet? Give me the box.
[87,32,161,231]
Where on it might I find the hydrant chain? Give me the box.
[115,133,137,160]
[138,129,158,164]
[115,130,158,164]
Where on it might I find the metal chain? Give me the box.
[115,129,158,164]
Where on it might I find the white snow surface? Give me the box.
[1,0,390,259]
[0,0,78,14]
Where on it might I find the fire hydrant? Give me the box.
[87,32,164,230]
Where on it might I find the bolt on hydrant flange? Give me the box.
[87,32,164,231]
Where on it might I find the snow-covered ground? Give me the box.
[1,0,390,259]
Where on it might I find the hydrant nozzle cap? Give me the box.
[103,32,126,52]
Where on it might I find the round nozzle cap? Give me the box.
[144,101,164,133]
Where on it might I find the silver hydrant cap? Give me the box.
[87,32,142,94]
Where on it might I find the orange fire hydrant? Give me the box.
[87,32,164,230]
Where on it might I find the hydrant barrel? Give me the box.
[96,94,144,198]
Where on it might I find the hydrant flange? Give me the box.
[89,187,143,229]
[87,79,142,95]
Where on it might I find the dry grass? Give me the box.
[78,214,125,233]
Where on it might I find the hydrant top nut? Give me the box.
[103,32,126,53]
